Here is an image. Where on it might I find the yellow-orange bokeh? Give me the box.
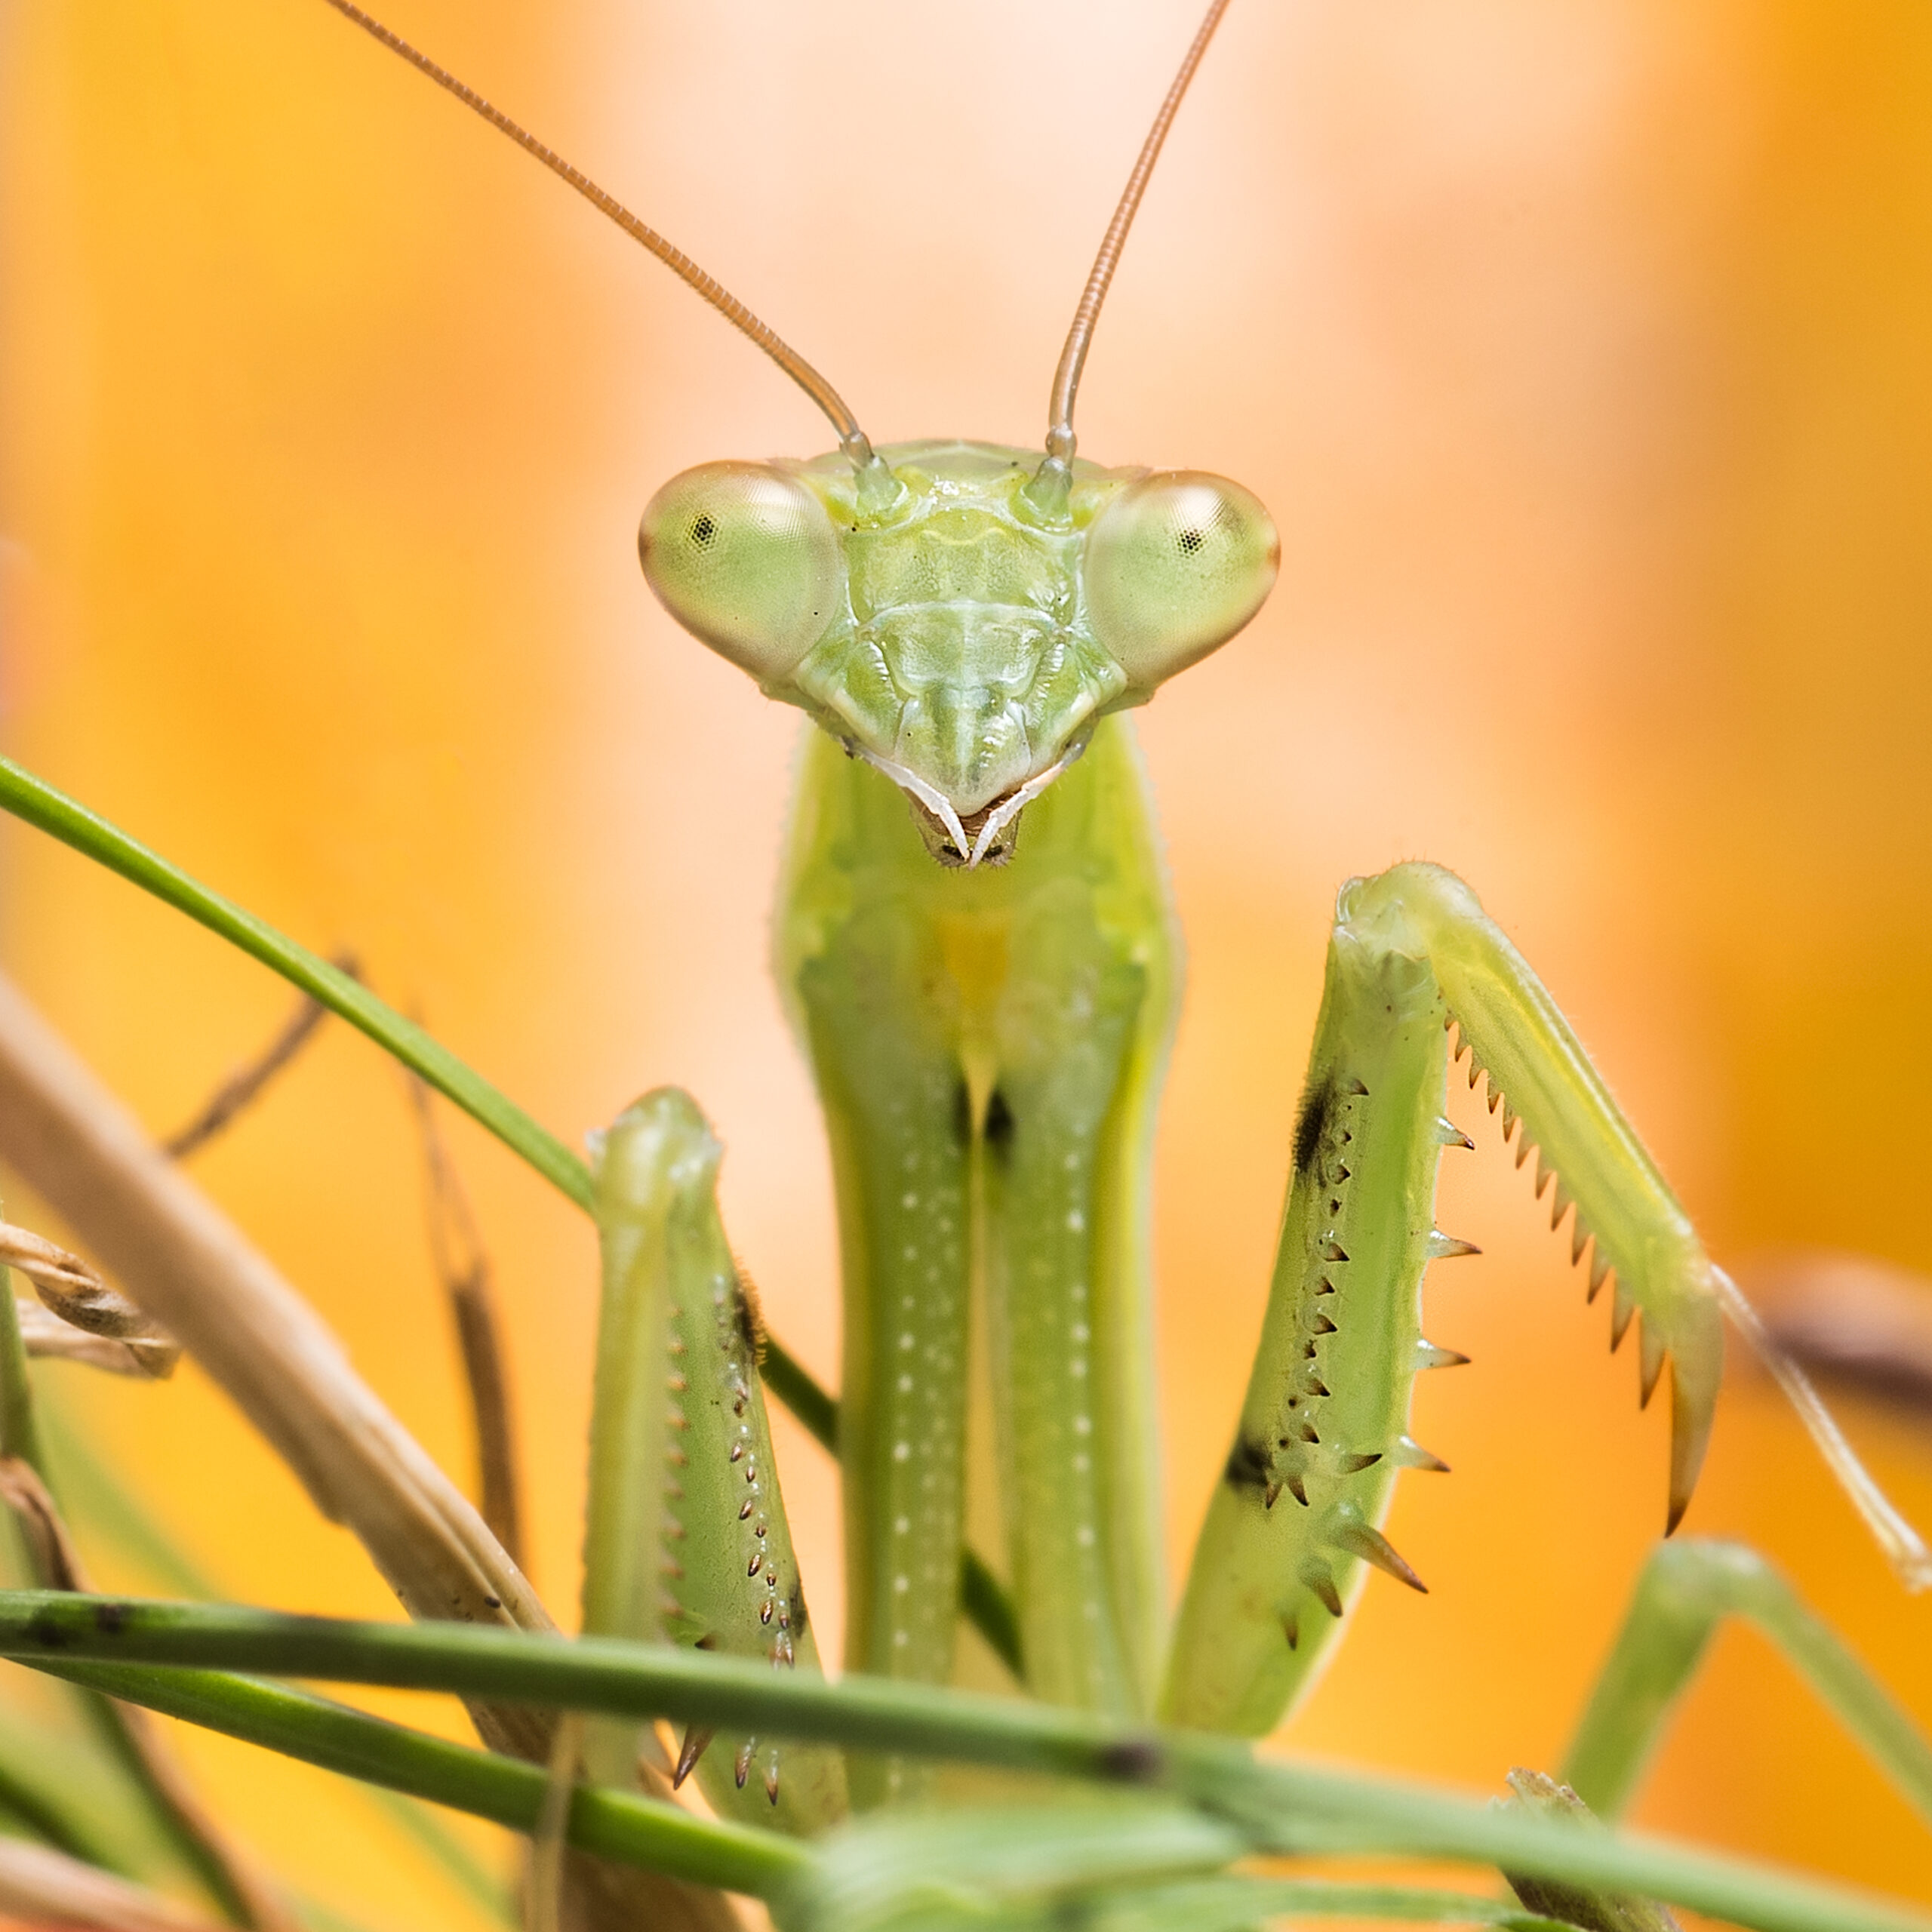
[4,0,1931,1922]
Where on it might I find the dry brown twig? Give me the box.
[1737,1251,1932,1422]
[404,1070,526,1571]
[153,954,531,1562]
[160,957,358,1162]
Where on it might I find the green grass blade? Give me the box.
[0,755,590,1210]
[777,1798,1244,1931]
[0,1592,1924,1932]
[0,1712,141,1871]
[758,1340,838,1454]
[35,1657,807,1900]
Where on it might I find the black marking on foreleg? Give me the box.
[1224,1433,1273,1497]
[730,1268,768,1364]
[1292,1075,1334,1177]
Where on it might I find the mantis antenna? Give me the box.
[1031,0,1235,511]
[317,0,884,481]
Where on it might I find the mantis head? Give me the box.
[638,443,1276,866]
[312,0,1257,866]
[611,0,1261,866]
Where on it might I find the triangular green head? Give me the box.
[639,438,1277,866]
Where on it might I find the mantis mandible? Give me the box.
[3,0,1931,1922]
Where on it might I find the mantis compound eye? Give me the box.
[1082,472,1278,693]
[638,461,843,682]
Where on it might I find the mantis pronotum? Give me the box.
[2,0,1930,1926]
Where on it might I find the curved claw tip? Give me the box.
[672,1725,714,1788]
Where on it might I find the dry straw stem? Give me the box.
[13,1297,166,1377]
[0,973,552,1745]
[0,1835,232,1932]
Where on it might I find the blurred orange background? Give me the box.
[4,0,1932,1923]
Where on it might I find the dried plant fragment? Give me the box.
[1743,1249,1932,1421]
[14,1298,168,1377]
[0,1221,180,1377]
[1501,1770,1681,1932]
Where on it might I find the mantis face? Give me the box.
[640,438,1277,866]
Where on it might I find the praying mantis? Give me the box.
[4,0,1932,1924]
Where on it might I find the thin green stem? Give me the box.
[0,1592,1103,1773]
[0,755,590,1208]
[0,1592,1925,1932]
[0,1262,48,1472]
[35,1657,806,1900]
[758,1340,838,1454]
[0,756,852,1435]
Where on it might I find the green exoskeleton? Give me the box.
[322,0,1927,1865]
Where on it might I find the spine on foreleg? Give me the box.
[585,1091,845,1832]
[1162,921,1457,1735]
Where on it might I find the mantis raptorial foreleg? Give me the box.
[586,1091,845,1834]
[1165,860,1729,1734]
[779,716,1177,1724]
